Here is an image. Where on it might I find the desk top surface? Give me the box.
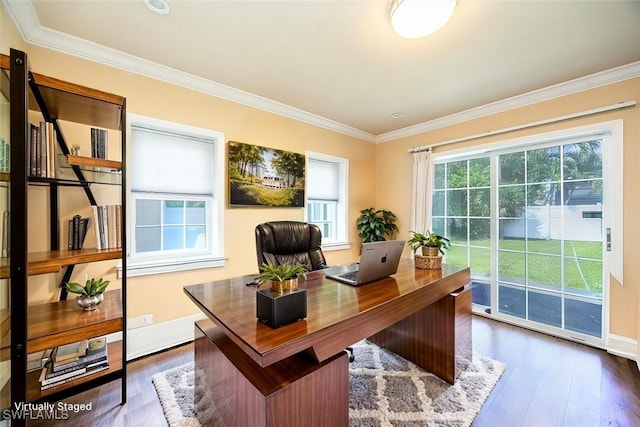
[184,258,469,367]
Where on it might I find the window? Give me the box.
[125,114,225,276]
[306,152,349,249]
[430,120,623,348]
[432,156,491,283]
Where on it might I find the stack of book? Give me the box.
[91,204,122,250]
[68,214,90,250]
[39,337,109,390]
[28,121,57,177]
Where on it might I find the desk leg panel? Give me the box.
[195,320,349,427]
[368,287,472,384]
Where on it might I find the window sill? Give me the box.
[118,256,226,278]
[321,242,352,252]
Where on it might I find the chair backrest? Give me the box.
[255,221,327,271]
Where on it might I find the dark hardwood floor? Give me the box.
[471,317,640,427]
[29,316,640,426]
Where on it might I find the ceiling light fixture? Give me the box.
[390,0,457,39]
[144,0,170,15]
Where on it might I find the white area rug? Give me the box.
[152,340,505,427]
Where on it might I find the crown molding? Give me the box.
[3,0,638,146]
[376,61,640,143]
[1,0,377,143]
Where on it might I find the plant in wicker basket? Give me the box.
[407,231,450,269]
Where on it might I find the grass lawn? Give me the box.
[445,239,603,293]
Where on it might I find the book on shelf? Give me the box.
[52,336,108,373]
[67,214,89,250]
[39,121,46,178]
[39,337,110,390]
[29,123,37,176]
[27,121,57,178]
[91,205,102,251]
[27,349,53,372]
[108,204,117,249]
[46,121,56,177]
[52,339,87,364]
[116,204,122,248]
[1,210,8,258]
[0,137,9,172]
[91,127,108,159]
[39,361,109,390]
[39,357,109,386]
[91,204,122,250]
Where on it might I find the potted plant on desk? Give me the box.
[407,230,450,269]
[258,264,308,293]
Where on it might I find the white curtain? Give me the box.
[410,150,434,233]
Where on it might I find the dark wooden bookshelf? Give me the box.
[4,48,127,414]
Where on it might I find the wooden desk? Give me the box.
[184,259,471,426]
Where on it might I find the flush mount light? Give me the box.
[391,112,404,119]
[145,0,170,15]
[390,0,457,39]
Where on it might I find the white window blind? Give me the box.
[130,126,214,195]
[307,158,339,201]
[125,114,225,277]
[306,152,349,249]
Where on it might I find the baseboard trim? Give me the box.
[126,312,207,360]
[607,334,638,362]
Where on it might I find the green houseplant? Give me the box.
[65,277,110,311]
[258,263,308,293]
[407,230,451,256]
[356,208,399,243]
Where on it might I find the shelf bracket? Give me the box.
[59,265,75,301]
[27,74,98,206]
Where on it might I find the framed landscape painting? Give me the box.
[228,141,305,207]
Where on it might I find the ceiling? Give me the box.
[5,0,640,142]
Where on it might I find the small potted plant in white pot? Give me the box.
[407,230,450,269]
[65,277,110,311]
[258,264,308,293]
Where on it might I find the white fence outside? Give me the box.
[502,204,602,241]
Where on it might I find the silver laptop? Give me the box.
[324,240,405,286]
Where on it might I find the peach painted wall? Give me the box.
[375,78,640,354]
[0,6,26,53]
[1,9,375,325]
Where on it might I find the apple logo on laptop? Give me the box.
[381,253,387,263]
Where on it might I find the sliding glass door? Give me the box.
[432,125,618,347]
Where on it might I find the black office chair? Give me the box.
[255,221,328,271]
[255,221,354,362]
